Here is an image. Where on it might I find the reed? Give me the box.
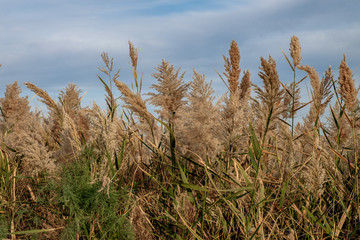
[0,36,359,239]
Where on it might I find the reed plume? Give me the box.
[98,52,113,78]
[253,56,285,138]
[290,35,302,68]
[25,82,62,119]
[128,41,143,93]
[0,82,56,175]
[219,41,252,157]
[25,82,64,146]
[239,69,251,101]
[129,41,138,69]
[59,83,82,115]
[148,60,188,122]
[338,55,358,112]
[219,92,249,155]
[98,52,120,120]
[255,56,283,109]
[0,81,31,126]
[178,69,220,159]
[86,102,129,176]
[223,40,241,95]
[298,65,333,129]
[54,112,82,163]
[59,83,90,140]
[115,80,152,122]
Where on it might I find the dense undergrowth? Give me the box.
[0,36,360,239]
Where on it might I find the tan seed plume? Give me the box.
[239,69,251,101]
[298,65,320,97]
[338,55,358,111]
[149,60,188,121]
[99,52,113,74]
[256,56,282,108]
[290,35,302,68]
[298,65,333,128]
[114,80,153,122]
[223,40,241,95]
[24,82,61,118]
[129,41,139,68]
[298,65,321,125]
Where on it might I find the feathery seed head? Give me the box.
[298,65,320,96]
[129,41,139,68]
[149,60,188,121]
[257,56,282,107]
[239,70,251,101]
[25,82,62,118]
[290,35,302,68]
[338,55,357,111]
[59,83,82,114]
[100,52,113,72]
[223,40,241,95]
[115,80,153,122]
[229,40,240,72]
[0,81,31,124]
[253,55,285,136]
[299,65,333,129]
[320,66,334,107]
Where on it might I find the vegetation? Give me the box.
[0,37,359,239]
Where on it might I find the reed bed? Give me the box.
[0,36,359,239]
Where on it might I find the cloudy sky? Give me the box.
[1,0,359,111]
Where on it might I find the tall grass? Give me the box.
[0,37,359,239]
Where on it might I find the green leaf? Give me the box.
[7,227,64,235]
[225,190,248,201]
[304,207,331,235]
[154,117,171,132]
[321,214,333,236]
[177,160,188,184]
[248,147,258,172]
[249,123,262,160]
[180,183,207,192]
[329,104,339,129]
[115,134,127,170]
[238,165,253,186]
[249,222,262,240]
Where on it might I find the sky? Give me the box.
[1,0,360,113]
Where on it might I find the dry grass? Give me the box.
[1,36,360,239]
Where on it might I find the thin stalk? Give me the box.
[11,167,16,240]
[352,114,359,215]
[291,70,296,136]
[169,112,177,174]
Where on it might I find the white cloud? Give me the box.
[1,0,359,110]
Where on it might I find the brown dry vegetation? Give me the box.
[1,36,360,239]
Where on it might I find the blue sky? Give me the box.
[1,0,360,113]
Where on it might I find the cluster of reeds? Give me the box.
[0,36,359,239]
